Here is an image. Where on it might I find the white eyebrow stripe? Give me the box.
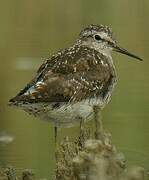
[82,30,110,41]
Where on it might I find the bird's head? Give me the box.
[78,24,142,61]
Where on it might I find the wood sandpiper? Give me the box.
[9,24,142,137]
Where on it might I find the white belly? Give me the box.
[20,97,106,127]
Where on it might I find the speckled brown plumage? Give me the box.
[10,45,115,104]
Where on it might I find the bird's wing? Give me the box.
[10,46,112,104]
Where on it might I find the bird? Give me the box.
[9,24,142,139]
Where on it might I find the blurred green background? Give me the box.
[0,0,149,179]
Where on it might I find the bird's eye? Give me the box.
[94,34,101,41]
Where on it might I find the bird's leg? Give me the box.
[54,126,58,144]
[79,118,84,132]
[79,118,84,141]
[93,105,103,139]
[54,126,58,162]
[78,118,85,148]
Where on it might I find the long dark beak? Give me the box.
[114,45,143,61]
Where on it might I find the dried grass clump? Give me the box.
[0,167,34,180]
[54,124,147,180]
